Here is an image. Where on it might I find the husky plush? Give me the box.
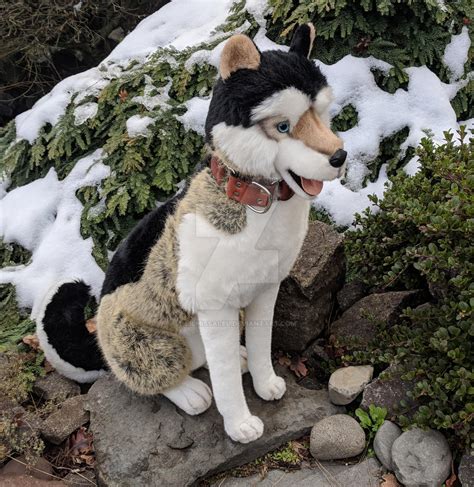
[37,24,346,443]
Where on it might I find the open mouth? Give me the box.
[289,170,323,197]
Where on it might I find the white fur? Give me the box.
[250,87,311,127]
[176,196,309,442]
[211,123,279,180]
[35,280,107,383]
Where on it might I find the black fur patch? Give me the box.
[43,281,107,370]
[101,190,185,297]
[205,49,327,143]
[289,24,313,58]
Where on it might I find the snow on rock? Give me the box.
[443,27,471,81]
[126,115,155,138]
[0,150,110,316]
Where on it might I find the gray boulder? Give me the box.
[361,365,415,417]
[87,368,342,487]
[273,221,345,352]
[373,420,402,470]
[328,365,373,405]
[337,280,368,312]
[459,454,474,487]
[214,458,382,486]
[310,414,366,460]
[330,291,423,347]
[391,428,451,487]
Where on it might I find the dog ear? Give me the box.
[220,34,261,80]
[289,23,315,58]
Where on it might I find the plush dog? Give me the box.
[37,24,346,443]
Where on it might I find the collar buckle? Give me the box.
[245,181,274,214]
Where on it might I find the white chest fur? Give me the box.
[176,196,310,313]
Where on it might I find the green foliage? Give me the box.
[345,128,474,449]
[356,404,387,438]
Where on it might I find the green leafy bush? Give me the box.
[269,0,473,119]
[345,128,474,449]
[355,404,387,452]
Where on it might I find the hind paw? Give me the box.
[163,376,213,415]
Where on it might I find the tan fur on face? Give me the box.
[292,109,343,156]
[220,34,260,80]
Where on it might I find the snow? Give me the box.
[0,150,109,317]
[443,27,471,81]
[126,115,155,138]
[2,0,473,316]
[74,102,98,125]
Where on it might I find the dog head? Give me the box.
[205,24,346,199]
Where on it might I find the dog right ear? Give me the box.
[289,23,316,59]
[220,34,261,80]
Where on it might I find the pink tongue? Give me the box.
[301,177,323,196]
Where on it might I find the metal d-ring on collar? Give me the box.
[246,181,278,214]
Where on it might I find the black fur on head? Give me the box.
[205,24,327,144]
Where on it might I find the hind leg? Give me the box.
[162,320,212,415]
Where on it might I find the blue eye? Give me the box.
[276,121,290,133]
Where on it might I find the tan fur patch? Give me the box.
[220,34,260,80]
[96,163,247,395]
[292,109,343,156]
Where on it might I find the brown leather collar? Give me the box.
[210,156,294,213]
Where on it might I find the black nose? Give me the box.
[329,149,347,168]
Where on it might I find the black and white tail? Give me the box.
[36,280,107,383]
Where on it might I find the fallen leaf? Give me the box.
[86,318,97,334]
[68,427,95,466]
[290,356,308,378]
[119,88,128,102]
[445,461,457,487]
[277,353,291,368]
[380,473,400,487]
[22,334,40,350]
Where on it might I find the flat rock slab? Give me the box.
[87,368,342,487]
[213,458,382,486]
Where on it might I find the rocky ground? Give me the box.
[0,221,470,486]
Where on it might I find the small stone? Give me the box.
[328,365,373,405]
[458,453,474,487]
[373,420,402,470]
[33,372,80,403]
[310,414,366,460]
[361,365,415,417]
[337,280,367,312]
[330,291,424,347]
[391,428,452,487]
[40,395,89,445]
[1,456,53,481]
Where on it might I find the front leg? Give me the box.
[198,307,263,443]
[245,284,286,401]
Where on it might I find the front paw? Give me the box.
[254,374,286,401]
[225,415,264,443]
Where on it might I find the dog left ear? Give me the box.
[220,34,261,80]
[289,23,315,59]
